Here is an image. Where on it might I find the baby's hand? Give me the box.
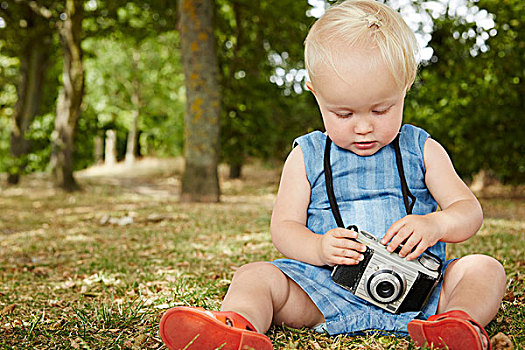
[380,214,444,261]
[318,227,367,266]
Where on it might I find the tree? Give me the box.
[82,32,185,161]
[82,2,181,166]
[0,1,56,184]
[1,0,181,184]
[49,0,84,191]
[179,0,221,202]
[215,0,319,178]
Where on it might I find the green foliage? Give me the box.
[0,0,62,117]
[215,0,321,169]
[23,113,55,173]
[0,44,18,172]
[83,0,177,40]
[0,117,11,173]
[0,2,60,175]
[81,1,184,161]
[0,0,523,184]
[405,0,524,183]
[83,31,185,159]
[0,42,60,174]
[0,0,181,176]
[0,43,19,114]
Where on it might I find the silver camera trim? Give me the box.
[366,268,406,304]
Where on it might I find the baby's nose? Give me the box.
[354,117,373,134]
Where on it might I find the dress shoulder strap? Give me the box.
[323,134,416,229]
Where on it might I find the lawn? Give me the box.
[0,158,523,349]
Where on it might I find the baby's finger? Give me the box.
[333,228,358,239]
[341,239,367,253]
[336,248,364,261]
[332,256,362,266]
[406,243,428,261]
[381,219,405,245]
[386,226,412,253]
[398,235,421,258]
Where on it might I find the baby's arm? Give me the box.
[381,138,483,260]
[271,146,366,266]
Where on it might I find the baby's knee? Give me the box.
[467,254,504,272]
[459,254,506,285]
[232,262,288,285]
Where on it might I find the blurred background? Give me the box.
[0,0,523,192]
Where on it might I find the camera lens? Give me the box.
[376,281,395,298]
[366,269,406,304]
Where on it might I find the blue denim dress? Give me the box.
[271,124,453,336]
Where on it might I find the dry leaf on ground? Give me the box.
[491,332,513,350]
[1,304,16,315]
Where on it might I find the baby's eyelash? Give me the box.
[372,106,392,115]
[335,112,353,118]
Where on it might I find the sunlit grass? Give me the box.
[0,161,523,349]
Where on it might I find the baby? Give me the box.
[159,1,506,349]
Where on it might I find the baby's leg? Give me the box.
[437,254,506,325]
[221,262,325,333]
[408,254,506,349]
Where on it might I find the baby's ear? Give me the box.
[305,81,316,94]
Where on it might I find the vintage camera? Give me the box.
[332,228,442,314]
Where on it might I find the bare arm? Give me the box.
[381,138,483,260]
[271,146,366,266]
[423,138,483,242]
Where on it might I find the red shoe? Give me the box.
[159,306,273,350]
[408,310,491,350]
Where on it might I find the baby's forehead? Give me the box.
[312,44,382,76]
[309,39,407,90]
[310,48,405,99]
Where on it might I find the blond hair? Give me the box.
[305,0,419,90]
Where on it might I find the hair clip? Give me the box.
[362,14,382,29]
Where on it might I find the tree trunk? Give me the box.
[49,0,84,192]
[125,109,139,166]
[125,50,141,166]
[179,0,221,202]
[7,16,51,184]
[105,129,117,166]
[94,130,104,164]
[229,162,242,179]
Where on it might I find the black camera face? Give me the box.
[331,230,442,314]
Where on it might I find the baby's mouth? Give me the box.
[354,141,377,150]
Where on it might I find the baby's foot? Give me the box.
[407,310,491,350]
[159,306,273,350]
[471,322,489,350]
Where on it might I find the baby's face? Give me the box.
[307,48,406,156]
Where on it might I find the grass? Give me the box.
[0,158,523,349]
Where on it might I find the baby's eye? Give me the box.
[372,106,392,115]
[335,112,353,118]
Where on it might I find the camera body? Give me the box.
[331,229,442,314]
